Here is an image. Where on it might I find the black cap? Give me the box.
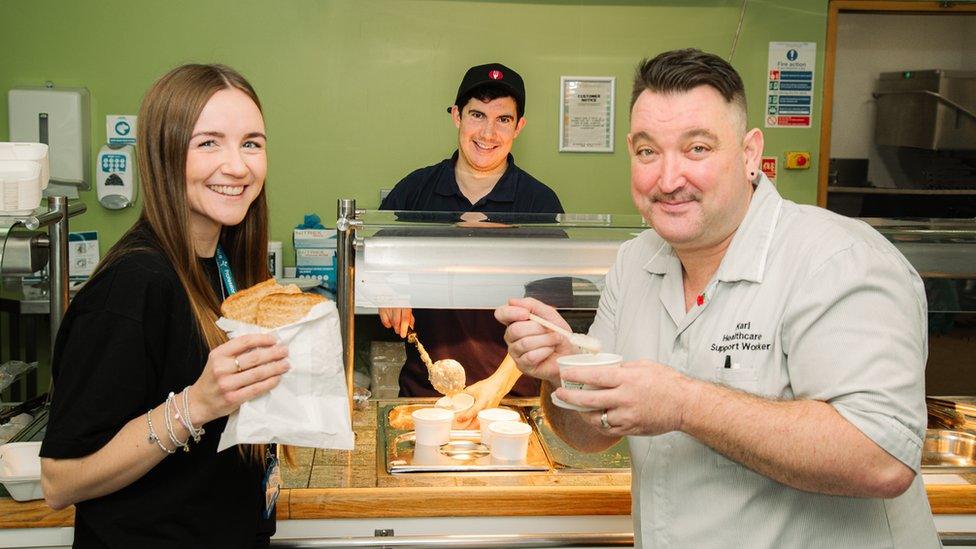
[448,63,525,117]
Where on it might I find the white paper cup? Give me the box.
[411,407,454,446]
[488,420,531,461]
[553,353,622,412]
[556,353,622,391]
[477,408,521,445]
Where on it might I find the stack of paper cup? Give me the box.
[488,420,531,461]
[411,407,454,446]
[477,408,520,445]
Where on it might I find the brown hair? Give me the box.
[630,48,747,131]
[95,64,288,464]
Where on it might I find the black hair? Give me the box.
[458,83,524,120]
[631,48,747,120]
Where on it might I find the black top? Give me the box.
[380,152,563,397]
[40,224,273,548]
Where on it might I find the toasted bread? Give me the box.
[220,278,301,324]
[255,292,328,328]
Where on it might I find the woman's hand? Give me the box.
[379,307,414,338]
[189,333,289,424]
[455,355,522,428]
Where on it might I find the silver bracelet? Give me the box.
[177,386,205,443]
[164,392,190,453]
[146,409,175,454]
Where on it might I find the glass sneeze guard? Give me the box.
[351,210,648,310]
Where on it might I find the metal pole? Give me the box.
[336,198,357,419]
[47,196,70,350]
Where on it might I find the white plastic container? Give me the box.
[411,407,454,446]
[0,441,43,502]
[0,142,50,215]
[478,408,520,445]
[488,420,531,461]
[268,241,283,279]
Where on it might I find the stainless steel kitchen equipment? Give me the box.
[1,197,87,396]
[874,70,976,151]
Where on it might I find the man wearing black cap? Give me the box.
[379,63,563,422]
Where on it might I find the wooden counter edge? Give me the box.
[0,499,74,529]
[286,485,633,519]
[3,483,974,528]
[925,484,976,515]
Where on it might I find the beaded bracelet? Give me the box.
[176,386,205,443]
[146,409,175,454]
[164,392,190,453]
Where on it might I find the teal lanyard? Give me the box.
[215,242,279,507]
[214,244,238,296]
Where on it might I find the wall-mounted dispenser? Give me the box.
[8,86,91,191]
[96,144,137,209]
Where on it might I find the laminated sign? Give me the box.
[765,42,816,129]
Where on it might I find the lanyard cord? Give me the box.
[215,245,277,459]
[214,244,238,296]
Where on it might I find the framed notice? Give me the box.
[559,76,615,152]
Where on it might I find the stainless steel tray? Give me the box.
[380,403,550,473]
[922,429,976,473]
[529,406,630,472]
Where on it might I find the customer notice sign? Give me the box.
[765,42,816,129]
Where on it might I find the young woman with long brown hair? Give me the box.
[40,64,289,548]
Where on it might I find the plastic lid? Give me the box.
[488,420,531,437]
[556,352,622,368]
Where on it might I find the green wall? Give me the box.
[1,0,827,262]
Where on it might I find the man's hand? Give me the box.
[379,307,414,338]
[553,358,694,437]
[494,298,576,386]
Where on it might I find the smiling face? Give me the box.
[185,87,267,252]
[452,96,526,175]
[628,85,762,253]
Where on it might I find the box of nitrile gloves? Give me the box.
[293,229,334,249]
[296,248,336,291]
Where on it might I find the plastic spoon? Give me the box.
[528,314,602,354]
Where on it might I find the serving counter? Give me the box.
[3,398,976,548]
[3,215,976,547]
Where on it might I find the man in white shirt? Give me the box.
[496,48,939,548]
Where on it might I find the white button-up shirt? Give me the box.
[589,175,938,548]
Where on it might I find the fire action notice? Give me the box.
[765,42,816,129]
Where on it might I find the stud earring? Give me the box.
[750,171,755,177]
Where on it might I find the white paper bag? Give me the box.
[215,300,354,451]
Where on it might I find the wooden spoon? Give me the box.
[528,314,602,354]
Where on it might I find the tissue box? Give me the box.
[293,229,335,249]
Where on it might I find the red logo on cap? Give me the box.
[489,70,504,80]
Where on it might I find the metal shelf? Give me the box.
[828,186,976,196]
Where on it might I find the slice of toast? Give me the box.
[255,292,328,328]
[220,278,301,324]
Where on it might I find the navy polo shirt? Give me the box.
[380,151,562,214]
[380,151,563,397]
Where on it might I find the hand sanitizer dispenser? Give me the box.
[96,144,137,209]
